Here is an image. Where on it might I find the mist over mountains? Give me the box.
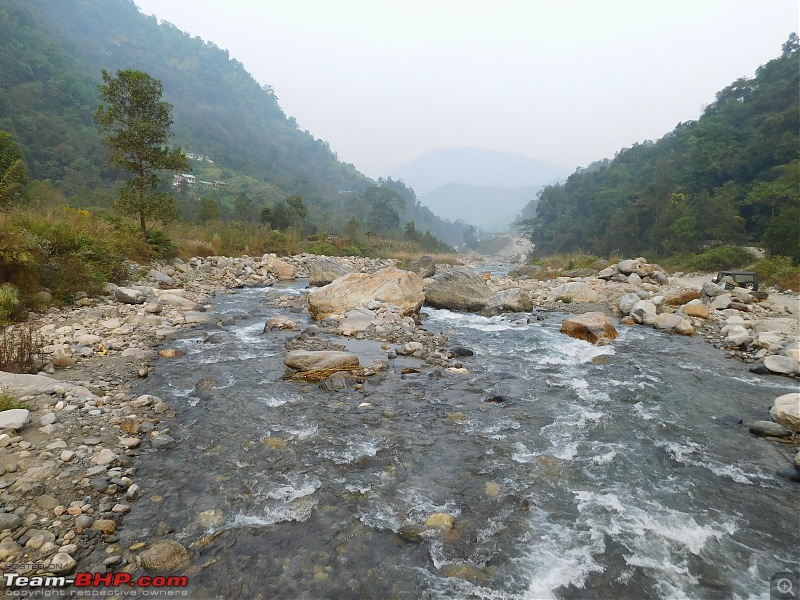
[388,147,568,231]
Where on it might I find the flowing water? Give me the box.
[123,283,799,599]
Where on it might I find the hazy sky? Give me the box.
[133,0,797,178]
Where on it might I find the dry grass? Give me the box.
[0,324,45,374]
[387,250,459,265]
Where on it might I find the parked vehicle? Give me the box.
[711,270,758,290]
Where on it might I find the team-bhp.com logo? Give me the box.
[4,571,188,596]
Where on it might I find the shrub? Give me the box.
[685,245,755,272]
[0,324,44,373]
[0,284,21,324]
[753,256,800,291]
[0,389,30,412]
[146,229,178,259]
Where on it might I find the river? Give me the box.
[122,282,799,599]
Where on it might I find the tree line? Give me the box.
[522,34,799,263]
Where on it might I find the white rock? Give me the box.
[770,393,800,431]
[764,355,800,376]
[0,409,30,430]
[91,449,117,466]
[710,294,732,310]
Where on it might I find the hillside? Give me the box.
[524,35,799,262]
[0,0,466,245]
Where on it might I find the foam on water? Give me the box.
[318,435,383,464]
[263,474,321,502]
[519,507,605,599]
[423,308,535,333]
[231,497,317,527]
[657,440,774,486]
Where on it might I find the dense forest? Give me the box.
[0,0,467,246]
[523,34,799,263]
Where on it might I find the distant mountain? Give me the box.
[419,184,541,233]
[388,147,568,196]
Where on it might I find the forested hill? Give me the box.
[525,34,799,262]
[0,0,470,245]
[0,0,369,198]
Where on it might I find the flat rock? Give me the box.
[749,420,791,438]
[764,355,800,376]
[546,282,601,304]
[284,351,360,371]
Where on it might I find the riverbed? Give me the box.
[122,283,799,599]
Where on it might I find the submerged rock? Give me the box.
[138,540,190,572]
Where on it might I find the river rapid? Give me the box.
[123,282,799,599]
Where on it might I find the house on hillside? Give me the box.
[172,173,196,187]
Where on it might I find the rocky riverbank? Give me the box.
[0,251,797,585]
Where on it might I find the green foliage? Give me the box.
[94,68,189,237]
[146,229,178,259]
[684,245,756,272]
[0,131,29,210]
[0,285,21,324]
[761,203,800,263]
[526,36,799,259]
[0,207,139,304]
[0,389,31,412]
[752,255,800,291]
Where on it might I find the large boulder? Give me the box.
[308,258,355,287]
[653,313,694,335]
[680,302,709,319]
[770,393,800,432]
[410,255,436,279]
[560,312,617,344]
[308,267,424,319]
[618,293,641,316]
[545,282,601,304]
[424,268,494,312]
[114,287,146,305]
[0,409,29,430]
[630,300,657,325]
[764,355,800,376]
[264,257,296,281]
[484,288,533,316]
[284,351,360,371]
